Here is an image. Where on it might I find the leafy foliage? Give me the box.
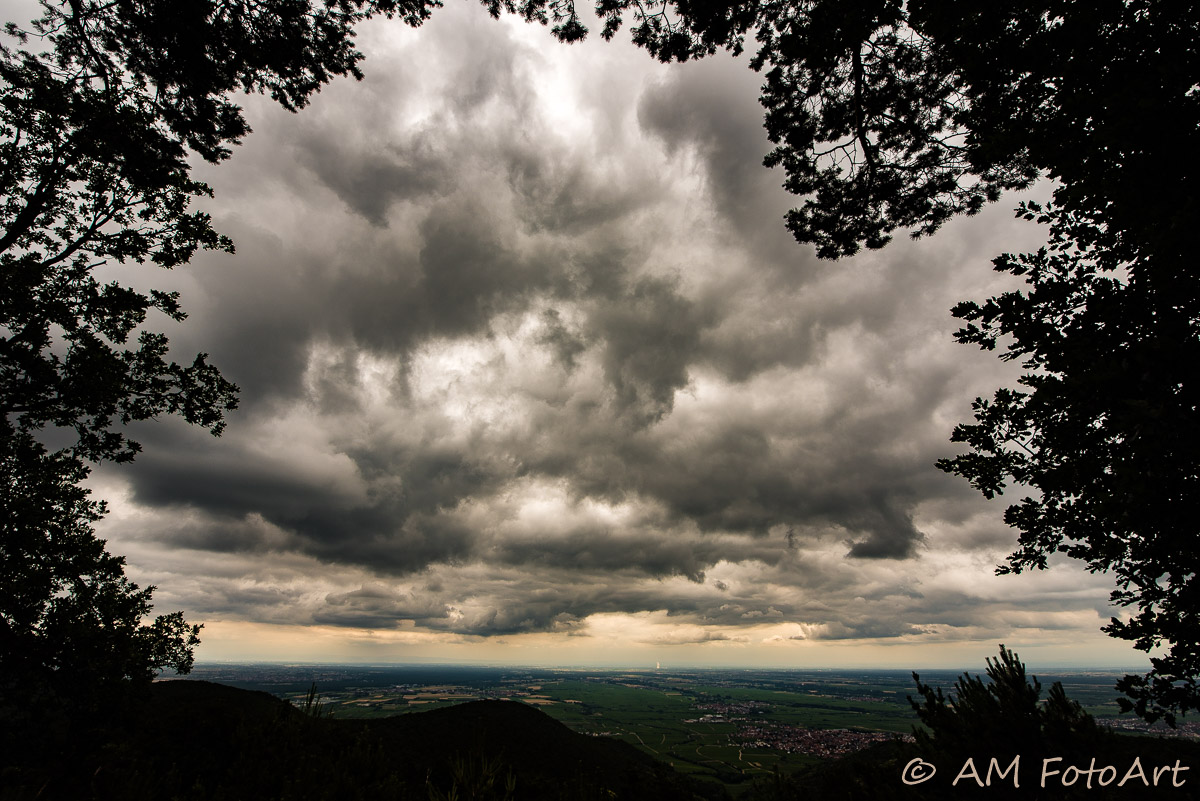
[0,0,438,739]
[0,42,237,463]
[747,647,1148,801]
[478,0,1041,257]
[910,645,1099,756]
[0,425,200,757]
[940,201,1200,726]
[502,1,1197,259]
[0,0,440,462]
[924,2,1199,725]
[893,647,1200,801]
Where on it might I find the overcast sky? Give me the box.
[68,2,1143,669]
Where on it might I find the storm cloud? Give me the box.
[85,2,1125,662]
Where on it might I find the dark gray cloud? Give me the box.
[637,54,804,270]
[318,585,453,629]
[294,132,448,227]
[592,276,711,423]
[91,2,1119,656]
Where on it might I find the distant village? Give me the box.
[1099,717,1200,739]
[683,699,911,758]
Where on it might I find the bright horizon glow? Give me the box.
[187,619,1151,672]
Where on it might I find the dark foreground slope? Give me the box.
[10,678,1200,801]
[5,680,725,801]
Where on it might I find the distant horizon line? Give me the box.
[183,659,1149,673]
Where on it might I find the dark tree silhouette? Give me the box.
[910,645,1099,760]
[938,202,1200,726]
[1,0,436,464]
[898,647,1184,801]
[0,427,199,744]
[498,0,1200,723]
[0,0,436,732]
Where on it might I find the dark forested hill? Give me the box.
[6,680,725,800]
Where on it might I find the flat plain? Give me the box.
[175,663,1190,791]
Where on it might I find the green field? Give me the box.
[287,673,918,791]
[524,679,912,789]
